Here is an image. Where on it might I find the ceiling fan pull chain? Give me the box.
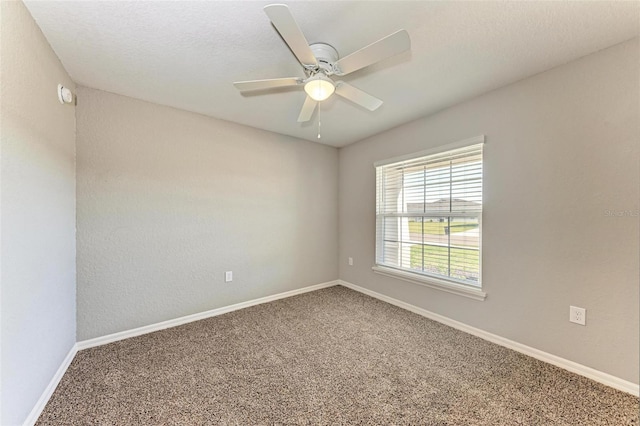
[317,101,321,139]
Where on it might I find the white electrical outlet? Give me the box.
[348,257,354,266]
[569,306,586,325]
[225,271,233,282]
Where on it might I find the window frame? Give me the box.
[373,135,486,301]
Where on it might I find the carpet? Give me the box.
[36,286,639,425]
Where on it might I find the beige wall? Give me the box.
[0,2,77,424]
[338,39,639,384]
[76,87,338,340]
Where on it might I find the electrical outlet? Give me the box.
[569,306,586,325]
[225,271,233,282]
[348,257,354,266]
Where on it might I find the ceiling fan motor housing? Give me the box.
[310,43,339,73]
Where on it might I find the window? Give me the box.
[374,136,484,299]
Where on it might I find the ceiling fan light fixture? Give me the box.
[304,74,335,101]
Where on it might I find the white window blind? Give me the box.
[375,141,483,287]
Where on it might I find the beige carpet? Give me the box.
[37,286,638,425]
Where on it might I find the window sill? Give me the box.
[371,266,487,301]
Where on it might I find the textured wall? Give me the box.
[76,87,338,340]
[0,2,77,425]
[338,39,639,384]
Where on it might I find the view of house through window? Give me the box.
[375,141,483,287]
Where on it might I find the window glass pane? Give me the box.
[401,242,418,271]
[449,217,480,283]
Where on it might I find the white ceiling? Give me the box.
[24,1,639,148]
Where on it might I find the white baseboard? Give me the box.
[338,279,639,397]
[23,344,78,426]
[77,280,339,350]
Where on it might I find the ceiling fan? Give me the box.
[233,4,411,123]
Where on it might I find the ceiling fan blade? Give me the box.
[233,77,302,92]
[264,4,318,68]
[297,96,317,122]
[335,82,383,111]
[333,30,410,76]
